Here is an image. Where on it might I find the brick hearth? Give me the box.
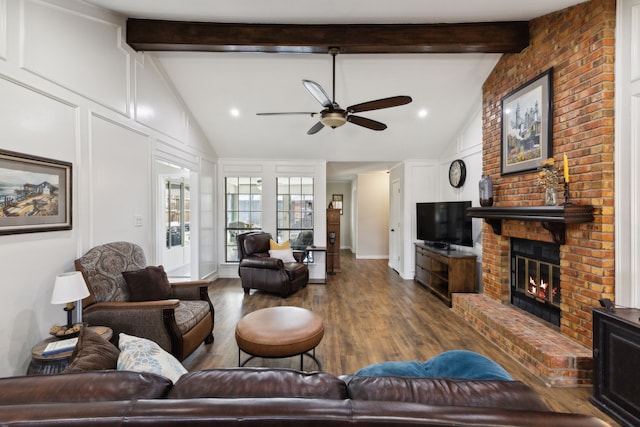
[453,293,592,387]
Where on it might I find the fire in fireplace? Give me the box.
[510,238,561,326]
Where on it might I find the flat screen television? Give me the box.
[416,201,473,249]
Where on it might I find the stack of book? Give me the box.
[42,337,78,356]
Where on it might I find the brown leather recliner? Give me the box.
[236,232,309,297]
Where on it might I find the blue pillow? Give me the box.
[421,350,513,380]
[354,350,513,381]
[354,360,425,377]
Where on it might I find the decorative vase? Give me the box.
[545,187,558,206]
[479,175,494,207]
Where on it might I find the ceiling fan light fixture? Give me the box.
[258,49,411,134]
[321,111,347,128]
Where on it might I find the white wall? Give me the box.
[439,108,484,248]
[327,181,352,250]
[199,158,217,280]
[393,106,483,280]
[0,0,216,376]
[614,0,640,308]
[355,173,390,259]
[439,108,483,205]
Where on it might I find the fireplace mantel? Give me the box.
[467,205,594,245]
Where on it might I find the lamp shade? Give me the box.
[51,271,90,304]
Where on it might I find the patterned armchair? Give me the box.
[75,241,214,361]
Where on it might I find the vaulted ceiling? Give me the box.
[85,1,588,179]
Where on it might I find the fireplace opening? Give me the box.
[510,238,560,326]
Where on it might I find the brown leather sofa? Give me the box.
[236,231,309,297]
[0,368,609,426]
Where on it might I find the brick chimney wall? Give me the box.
[480,0,616,348]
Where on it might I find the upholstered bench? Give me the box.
[235,306,324,370]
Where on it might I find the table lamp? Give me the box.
[51,271,90,329]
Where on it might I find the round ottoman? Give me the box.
[235,306,324,370]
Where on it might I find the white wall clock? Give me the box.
[448,159,466,188]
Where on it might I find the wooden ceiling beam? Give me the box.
[126,19,529,54]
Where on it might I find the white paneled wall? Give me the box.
[439,107,483,204]
[0,0,6,60]
[615,0,640,308]
[0,76,79,376]
[391,107,482,280]
[22,0,130,114]
[89,116,152,252]
[199,158,217,279]
[135,55,189,142]
[0,0,216,376]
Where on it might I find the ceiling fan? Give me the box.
[257,48,412,135]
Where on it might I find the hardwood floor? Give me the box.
[183,250,618,426]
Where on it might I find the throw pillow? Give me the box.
[269,239,291,250]
[354,361,425,377]
[63,327,120,372]
[354,350,513,381]
[269,248,297,263]
[420,350,513,380]
[122,265,172,302]
[117,333,187,384]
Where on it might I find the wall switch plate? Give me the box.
[133,215,143,227]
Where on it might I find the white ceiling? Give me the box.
[85,0,588,179]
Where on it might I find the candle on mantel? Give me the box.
[563,154,570,184]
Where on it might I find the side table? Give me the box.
[27,326,113,375]
[305,246,327,284]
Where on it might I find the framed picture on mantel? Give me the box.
[501,68,553,175]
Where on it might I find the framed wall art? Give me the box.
[501,68,553,175]
[0,149,72,235]
[332,194,343,215]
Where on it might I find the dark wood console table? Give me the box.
[414,243,477,307]
[467,205,594,244]
[590,307,640,427]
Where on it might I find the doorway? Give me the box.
[389,179,402,272]
[157,161,191,277]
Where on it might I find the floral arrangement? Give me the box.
[538,158,558,205]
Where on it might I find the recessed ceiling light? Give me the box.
[418,109,428,118]
[230,108,240,117]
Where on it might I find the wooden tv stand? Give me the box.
[414,243,477,306]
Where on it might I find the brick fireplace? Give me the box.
[454,0,616,386]
[457,204,596,385]
[511,238,561,327]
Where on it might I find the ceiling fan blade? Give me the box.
[347,115,387,131]
[347,96,413,113]
[256,112,317,116]
[302,80,333,109]
[307,121,325,135]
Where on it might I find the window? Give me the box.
[277,177,313,250]
[225,177,262,261]
[165,181,190,248]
